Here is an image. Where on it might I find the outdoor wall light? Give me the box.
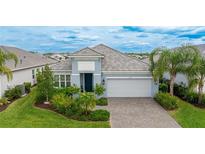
[102,79,105,85]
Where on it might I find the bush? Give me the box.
[154,93,178,110]
[66,98,83,116]
[0,97,8,105]
[185,91,198,104]
[94,84,105,97]
[24,82,31,93]
[4,86,22,100]
[15,85,25,95]
[54,88,67,94]
[65,85,80,97]
[89,109,110,121]
[51,93,73,114]
[96,98,108,106]
[174,83,188,99]
[159,83,168,93]
[78,92,96,115]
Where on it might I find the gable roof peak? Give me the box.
[71,46,104,57]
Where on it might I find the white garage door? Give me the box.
[107,78,152,97]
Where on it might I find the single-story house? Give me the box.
[142,44,205,92]
[50,44,158,97]
[0,46,57,96]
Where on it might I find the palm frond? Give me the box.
[0,66,13,80]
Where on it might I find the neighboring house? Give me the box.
[0,46,57,97]
[143,44,205,92]
[50,54,66,61]
[50,44,158,97]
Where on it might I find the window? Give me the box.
[66,75,71,87]
[54,75,59,87]
[60,75,65,88]
[54,74,70,88]
[32,69,35,79]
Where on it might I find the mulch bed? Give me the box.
[0,100,15,112]
[193,103,205,109]
[35,103,55,111]
[0,104,9,112]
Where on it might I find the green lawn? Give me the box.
[0,88,110,128]
[169,99,205,128]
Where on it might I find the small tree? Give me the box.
[36,65,54,103]
[94,84,105,97]
[78,92,96,115]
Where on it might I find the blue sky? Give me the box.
[0,26,205,53]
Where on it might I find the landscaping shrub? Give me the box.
[54,88,67,95]
[4,86,22,100]
[96,98,108,106]
[24,82,31,93]
[89,109,110,121]
[51,93,73,114]
[174,83,188,99]
[185,91,198,104]
[94,84,105,97]
[78,92,96,115]
[65,85,80,97]
[154,93,178,110]
[15,85,25,95]
[65,98,83,116]
[159,83,168,93]
[0,97,8,105]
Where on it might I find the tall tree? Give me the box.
[0,48,18,80]
[150,45,199,96]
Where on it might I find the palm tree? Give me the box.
[187,55,205,104]
[150,45,199,96]
[0,48,18,80]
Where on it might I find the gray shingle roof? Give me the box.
[0,46,57,71]
[71,47,103,57]
[92,44,149,71]
[50,59,72,71]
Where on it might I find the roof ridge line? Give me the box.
[94,44,148,66]
[71,46,104,56]
[87,47,104,56]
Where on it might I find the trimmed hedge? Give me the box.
[154,93,178,110]
[89,109,110,121]
[96,98,108,106]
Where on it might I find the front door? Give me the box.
[84,73,93,92]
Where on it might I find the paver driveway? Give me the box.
[103,98,180,128]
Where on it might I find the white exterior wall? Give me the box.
[0,66,43,97]
[163,72,205,93]
[163,72,188,86]
[102,72,158,97]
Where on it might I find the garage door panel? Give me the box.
[107,79,152,97]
